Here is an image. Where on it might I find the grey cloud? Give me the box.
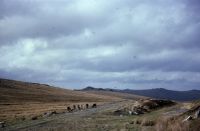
[0,0,38,19]
[0,0,114,44]
[0,0,200,90]
[59,47,200,73]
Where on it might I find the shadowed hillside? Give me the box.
[82,87,200,101]
[122,88,200,101]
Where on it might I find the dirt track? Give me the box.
[2,100,189,131]
[3,100,126,131]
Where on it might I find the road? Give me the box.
[3,100,126,131]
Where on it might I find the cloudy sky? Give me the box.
[0,0,200,90]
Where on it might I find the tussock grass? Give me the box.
[155,117,190,131]
[141,118,155,126]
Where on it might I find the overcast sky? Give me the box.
[0,0,200,90]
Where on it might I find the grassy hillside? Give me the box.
[83,90,147,100]
[0,78,123,123]
[82,87,200,101]
[155,100,200,131]
[4,78,199,131]
[1,78,149,124]
[0,78,120,103]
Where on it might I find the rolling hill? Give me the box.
[0,78,125,123]
[82,87,200,101]
[0,78,122,103]
[122,88,200,101]
[1,78,199,131]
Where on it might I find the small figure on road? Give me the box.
[92,103,97,108]
[86,104,89,109]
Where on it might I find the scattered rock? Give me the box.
[21,116,26,121]
[0,121,5,128]
[32,116,38,120]
[43,112,51,117]
[42,111,58,117]
[51,111,57,115]
[143,105,150,110]
[129,121,134,124]
[132,111,139,115]
[113,99,175,116]
[142,99,174,110]
[114,110,125,115]
[183,116,193,122]
[139,99,144,102]
[135,119,142,125]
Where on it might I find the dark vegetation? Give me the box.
[122,88,200,101]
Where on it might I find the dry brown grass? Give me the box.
[155,117,190,131]
[0,78,120,103]
[141,118,155,126]
[0,101,106,123]
[84,90,147,100]
[0,78,123,123]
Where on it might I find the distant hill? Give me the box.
[81,86,115,92]
[122,88,200,101]
[81,87,147,100]
[82,87,200,101]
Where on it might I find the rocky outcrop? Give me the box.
[183,116,193,122]
[0,121,5,128]
[195,108,200,118]
[114,99,175,116]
